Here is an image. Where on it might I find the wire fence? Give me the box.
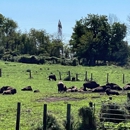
[0,68,130,85]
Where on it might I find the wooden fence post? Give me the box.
[66,104,71,130]
[0,68,2,77]
[76,73,78,81]
[90,73,93,81]
[16,102,21,130]
[68,71,71,81]
[59,71,62,80]
[85,71,87,81]
[43,104,47,130]
[29,71,32,79]
[106,73,109,83]
[123,74,125,84]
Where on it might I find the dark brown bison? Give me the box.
[92,85,106,92]
[0,86,17,94]
[105,88,119,95]
[106,83,122,91]
[67,86,78,92]
[21,86,33,91]
[83,81,100,90]
[3,88,17,95]
[0,86,9,93]
[123,84,130,90]
[57,81,67,93]
[48,74,57,81]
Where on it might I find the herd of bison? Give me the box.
[50,74,130,96]
[1,74,130,95]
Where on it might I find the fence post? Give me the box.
[68,71,71,81]
[90,73,93,81]
[76,73,78,81]
[59,71,62,80]
[29,71,32,79]
[85,71,87,81]
[66,104,71,130]
[127,93,130,102]
[43,104,47,130]
[123,74,125,84]
[16,102,21,130]
[0,68,2,77]
[89,102,95,114]
[106,73,109,83]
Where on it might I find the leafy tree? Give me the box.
[69,14,128,66]
[3,17,18,51]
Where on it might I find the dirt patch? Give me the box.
[36,96,86,102]
[36,95,101,102]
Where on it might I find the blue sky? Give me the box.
[0,0,130,43]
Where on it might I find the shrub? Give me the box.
[31,113,65,130]
[78,106,97,130]
[18,55,38,64]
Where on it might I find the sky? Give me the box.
[0,0,130,43]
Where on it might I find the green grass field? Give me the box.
[0,60,130,130]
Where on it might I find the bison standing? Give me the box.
[57,81,67,93]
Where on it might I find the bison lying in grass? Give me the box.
[105,88,119,95]
[0,86,17,95]
[123,83,130,90]
[83,81,100,91]
[21,86,33,91]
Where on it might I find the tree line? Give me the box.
[0,13,130,66]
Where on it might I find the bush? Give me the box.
[18,55,39,64]
[31,113,65,130]
[78,106,97,130]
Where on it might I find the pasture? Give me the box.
[0,60,130,130]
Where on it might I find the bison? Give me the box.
[83,81,100,90]
[92,86,106,93]
[3,88,17,95]
[0,86,17,94]
[21,86,33,91]
[48,74,57,81]
[105,88,119,96]
[57,81,67,93]
[106,83,122,91]
[67,86,78,92]
[123,84,130,90]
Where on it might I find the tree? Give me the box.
[49,34,63,58]
[69,14,128,66]
[70,14,111,65]
[108,22,128,64]
[28,28,52,56]
[3,17,18,51]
